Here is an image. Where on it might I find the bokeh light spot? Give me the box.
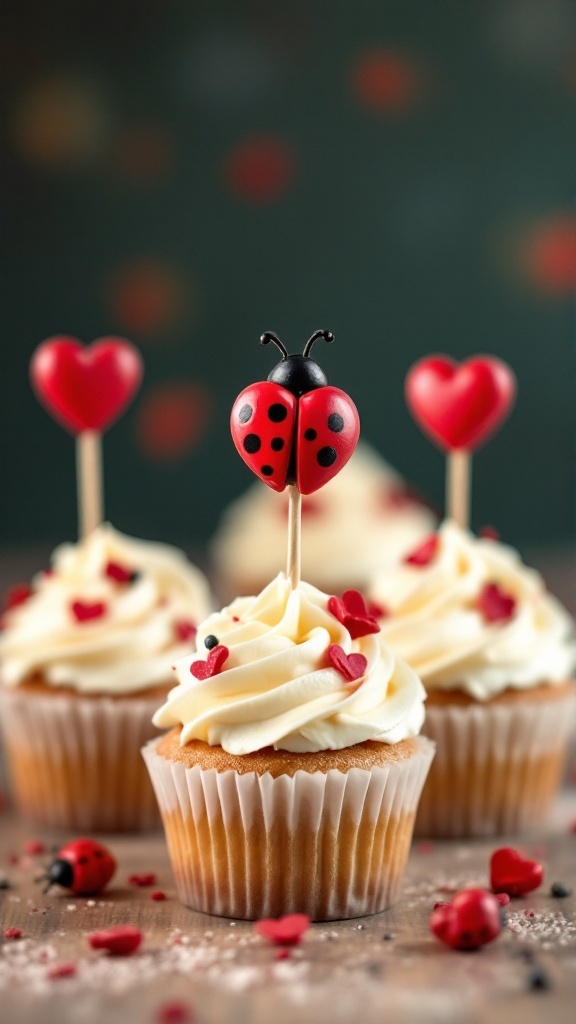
[224,136,295,203]
[108,260,188,335]
[115,125,175,184]
[523,215,576,293]
[12,76,109,167]
[351,50,419,112]
[136,383,212,461]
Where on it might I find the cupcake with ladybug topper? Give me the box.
[368,355,576,838]
[144,330,434,921]
[211,440,437,601]
[0,336,212,832]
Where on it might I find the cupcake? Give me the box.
[0,523,213,831]
[211,442,437,599]
[369,520,576,838]
[143,573,434,920]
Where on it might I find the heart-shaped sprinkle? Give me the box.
[88,924,143,957]
[47,962,77,981]
[30,337,143,435]
[254,913,311,946]
[490,847,544,897]
[405,355,516,452]
[174,620,197,643]
[327,644,367,683]
[71,600,107,624]
[404,534,439,567]
[190,645,229,680]
[430,888,501,951]
[105,561,136,584]
[479,525,500,541]
[477,583,516,624]
[327,589,381,639]
[128,873,157,888]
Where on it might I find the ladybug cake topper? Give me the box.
[231,329,360,587]
[405,355,516,529]
[30,336,143,539]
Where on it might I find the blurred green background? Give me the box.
[1,0,576,550]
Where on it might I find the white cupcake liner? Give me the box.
[415,690,576,838]
[0,686,164,832]
[142,735,435,920]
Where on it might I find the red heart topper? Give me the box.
[405,356,516,452]
[30,337,143,435]
[254,914,311,946]
[490,847,543,897]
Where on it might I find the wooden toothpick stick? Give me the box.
[446,449,470,530]
[286,485,302,589]
[76,431,103,539]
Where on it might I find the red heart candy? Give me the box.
[88,925,142,957]
[404,533,439,567]
[254,913,311,946]
[405,355,516,452]
[327,644,367,683]
[490,847,544,897]
[477,582,516,624]
[430,888,501,951]
[190,644,229,680]
[327,589,381,639]
[30,336,143,434]
[71,600,107,623]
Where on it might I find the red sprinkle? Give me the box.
[128,873,157,888]
[23,840,45,855]
[433,901,449,910]
[525,909,535,917]
[232,616,240,622]
[190,644,229,680]
[3,584,33,612]
[105,561,135,584]
[327,589,381,639]
[88,925,143,956]
[275,948,292,960]
[47,962,77,980]
[418,842,434,855]
[151,891,166,901]
[4,928,23,940]
[404,534,439,567]
[254,914,310,946]
[71,600,107,624]
[479,525,500,541]
[174,620,197,644]
[326,644,367,683]
[156,1002,195,1024]
[477,583,516,624]
[497,893,511,907]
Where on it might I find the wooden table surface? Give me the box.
[1,796,576,1024]
[0,547,575,1024]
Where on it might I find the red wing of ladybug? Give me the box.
[230,381,297,492]
[296,386,360,495]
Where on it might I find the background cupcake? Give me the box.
[0,523,213,831]
[144,572,434,920]
[369,520,576,837]
[211,442,437,599]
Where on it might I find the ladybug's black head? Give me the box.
[41,857,74,894]
[262,330,333,397]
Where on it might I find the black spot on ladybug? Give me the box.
[328,413,344,433]
[271,437,284,451]
[239,404,253,424]
[77,856,89,865]
[317,446,337,468]
[261,465,274,476]
[268,403,287,422]
[243,434,261,454]
[204,634,219,650]
[304,428,317,441]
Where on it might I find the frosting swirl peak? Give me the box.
[153,574,426,754]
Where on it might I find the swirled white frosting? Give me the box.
[369,520,576,700]
[0,524,213,694]
[153,573,426,754]
[211,443,437,595]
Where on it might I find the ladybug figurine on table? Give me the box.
[39,838,116,895]
[231,330,360,495]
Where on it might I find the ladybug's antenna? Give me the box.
[260,332,288,361]
[302,330,334,358]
